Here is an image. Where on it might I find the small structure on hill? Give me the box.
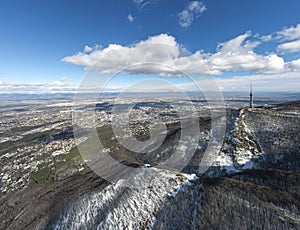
[250,82,253,109]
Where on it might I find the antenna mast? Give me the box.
[250,82,253,109]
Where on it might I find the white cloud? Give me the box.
[255,24,300,53]
[84,45,93,53]
[178,10,193,28]
[138,71,299,92]
[62,34,195,75]
[133,0,159,9]
[0,78,76,93]
[49,80,66,87]
[127,14,134,22]
[277,39,300,53]
[129,71,300,92]
[63,33,220,75]
[62,32,287,76]
[133,0,145,7]
[260,34,273,42]
[286,58,300,71]
[275,24,300,53]
[188,1,207,13]
[169,71,300,92]
[178,1,207,28]
[214,72,300,92]
[277,24,300,41]
[209,32,285,74]
[48,77,73,87]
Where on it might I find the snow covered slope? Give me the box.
[54,167,203,229]
[209,109,263,175]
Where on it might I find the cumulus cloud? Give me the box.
[286,58,300,71]
[254,24,300,51]
[277,39,300,53]
[209,32,284,74]
[127,14,134,22]
[178,1,207,28]
[276,24,300,53]
[62,32,287,76]
[62,33,218,75]
[84,45,93,53]
[62,34,196,75]
[277,24,300,41]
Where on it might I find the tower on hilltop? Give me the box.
[250,82,253,109]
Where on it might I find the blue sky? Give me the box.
[1,0,300,92]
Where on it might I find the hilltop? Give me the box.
[0,100,300,229]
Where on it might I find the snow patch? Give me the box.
[54,168,200,229]
[52,150,67,156]
[78,167,85,172]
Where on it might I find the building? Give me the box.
[250,82,253,109]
